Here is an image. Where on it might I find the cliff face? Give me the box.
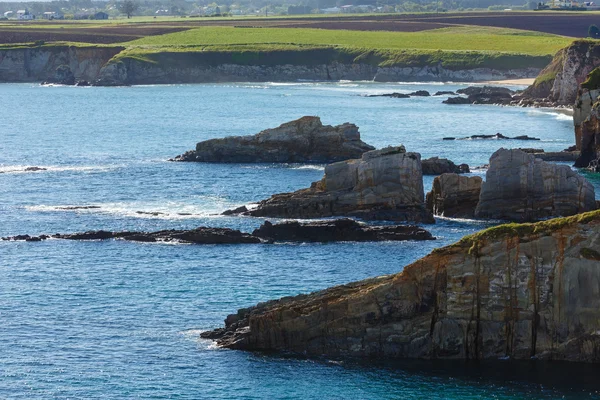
[0,45,123,83]
[523,41,600,105]
[203,210,600,363]
[574,73,600,171]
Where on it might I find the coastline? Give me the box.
[480,78,535,85]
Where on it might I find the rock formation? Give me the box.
[171,116,375,164]
[3,220,435,244]
[252,219,434,242]
[573,71,600,171]
[225,146,435,223]
[443,86,515,105]
[442,133,540,141]
[202,210,600,363]
[421,157,469,175]
[474,148,596,221]
[426,173,482,218]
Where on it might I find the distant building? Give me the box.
[321,6,341,13]
[94,11,109,19]
[3,11,14,18]
[74,11,108,20]
[17,10,34,20]
[42,11,64,20]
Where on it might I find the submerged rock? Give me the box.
[171,116,375,163]
[433,91,456,96]
[225,146,434,223]
[408,90,430,96]
[444,86,515,105]
[202,210,600,363]
[252,219,434,242]
[367,92,410,98]
[426,173,482,219]
[444,133,540,141]
[474,148,596,221]
[421,157,469,175]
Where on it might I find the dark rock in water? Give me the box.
[425,173,482,218]
[442,137,456,141]
[367,92,410,98]
[518,148,545,154]
[3,228,262,245]
[433,91,456,96]
[408,90,430,96]
[24,166,47,172]
[456,86,514,96]
[443,97,471,105]
[201,210,600,363]
[225,146,434,224]
[252,219,434,242]
[475,148,596,221]
[564,145,578,152]
[451,133,540,141]
[75,80,90,86]
[56,205,101,210]
[421,157,469,175]
[171,116,375,164]
[517,148,580,162]
[221,205,248,216]
[135,211,165,216]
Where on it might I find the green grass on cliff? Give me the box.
[128,26,571,56]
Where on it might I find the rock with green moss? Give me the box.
[202,209,600,362]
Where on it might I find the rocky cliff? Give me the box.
[0,45,123,83]
[573,71,600,171]
[202,210,600,362]
[522,40,600,105]
[230,146,434,223]
[172,116,374,163]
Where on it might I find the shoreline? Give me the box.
[480,78,535,85]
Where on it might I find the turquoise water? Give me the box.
[1,82,600,399]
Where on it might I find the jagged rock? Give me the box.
[44,64,75,85]
[225,146,434,223]
[202,210,600,363]
[367,92,410,98]
[421,157,469,175]
[425,173,482,218]
[221,205,248,216]
[252,219,434,242]
[171,116,375,163]
[408,90,430,96]
[3,228,262,244]
[24,166,47,172]
[474,148,596,221]
[444,86,515,105]
[444,133,540,141]
[442,97,471,105]
[456,86,514,96]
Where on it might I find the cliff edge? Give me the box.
[203,210,600,362]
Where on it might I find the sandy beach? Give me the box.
[482,78,535,85]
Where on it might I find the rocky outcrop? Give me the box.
[474,148,596,221]
[226,146,434,223]
[442,133,540,141]
[426,173,482,218]
[0,45,123,83]
[202,210,600,363]
[3,219,434,244]
[518,148,580,162]
[421,157,469,175]
[443,86,515,105]
[522,40,600,105]
[252,218,434,242]
[171,116,375,163]
[573,77,600,171]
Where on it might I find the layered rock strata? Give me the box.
[474,148,596,221]
[226,146,435,223]
[573,80,600,171]
[421,157,469,175]
[202,210,600,363]
[172,116,375,163]
[425,173,482,218]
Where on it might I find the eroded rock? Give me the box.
[474,148,596,221]
[202,210,600,363]
[422,157,469,175]
[426,173,482,218]
[171,116,375,163]
[226,146,434,223]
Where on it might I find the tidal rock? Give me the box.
[442,97,471,105]
[474,148,596,221]
[252,219,434,242]
[446,133,540,141]
[408,90,430,96]
[226,146,434,223]
[433,91,456,96]
[202,210,600,363]
[456,86,514,96]
[3,228,262,244]
[425,173,482,218]
[367,92,410,98]
[24,166,47,172]
[421,157,469,175]
[444,86,515,105]
[44,64,75,85]
[172,116,375,163]
[517,148,580,162]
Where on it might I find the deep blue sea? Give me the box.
[2,82,600,399]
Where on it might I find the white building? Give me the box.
[17,10,34,20]
[4,11,14,18]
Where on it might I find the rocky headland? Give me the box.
[202,210,600,363]
[3,219,434,244]
[171,116,375,163]
[225,146,435,223]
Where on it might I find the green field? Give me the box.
[129,26,571,56]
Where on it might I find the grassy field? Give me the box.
[128,26,572,56]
